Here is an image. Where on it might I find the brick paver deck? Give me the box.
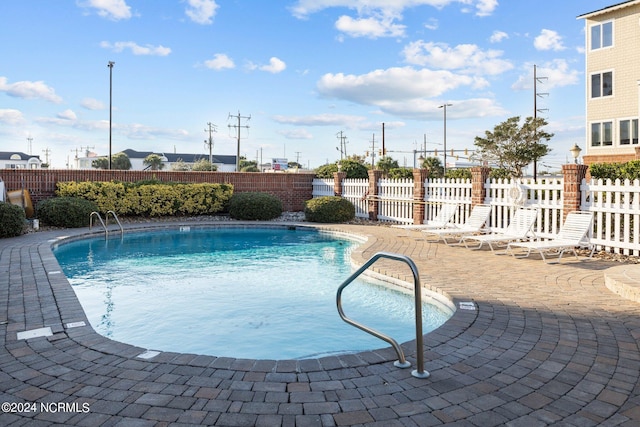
[1,222,639,426]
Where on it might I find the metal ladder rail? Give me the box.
[336,251,429,379]
[89,211,108,236]
[105,210,123,235]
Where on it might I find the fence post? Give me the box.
[333,171,346,196]
[412,168,429,224]
[562,163,588,222]
[471,166,490,207]
[368,169,383,221]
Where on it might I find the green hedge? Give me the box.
[36,197,97,228]
[228,192,282,220]
[55,181,233,217]
[0,202,26,238]
[304,196,355,223]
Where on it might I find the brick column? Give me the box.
[471,166,490,208]
[333,171,346,196]
[412,168,429,225]
[368,169,383,221]
[562,163,588,222]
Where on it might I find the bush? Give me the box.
[388,168,414,179]
[228,192,283,220]
[445,169,472,180]
[0,202,26,238]
[304,196,355,223]
[36,197,98,228]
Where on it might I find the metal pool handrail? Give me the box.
[89,211,123,237]
[105,210,123,234]
[336,251,429,379]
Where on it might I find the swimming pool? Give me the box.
[53,226,453,360]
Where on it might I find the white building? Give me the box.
[0,152,43,169]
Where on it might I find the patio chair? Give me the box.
[506,211,595,263]
[423,204,492,245]
[461,207,538,252]
[392,202,459,230]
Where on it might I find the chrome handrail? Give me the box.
[105,210,123,234]
[89,211,107,234]
[336,251,429,379]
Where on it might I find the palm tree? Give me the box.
[143,154,165,170]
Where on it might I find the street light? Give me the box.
[108,61,115,170]
[570,143,582,164]
[438,103,452,176]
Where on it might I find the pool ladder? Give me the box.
[90,211,123,237]
[337,251,429,379]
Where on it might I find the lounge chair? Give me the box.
[461,207,538,252]
[423,204,492,245]
[506,211,595,263]
[392,202,459,230]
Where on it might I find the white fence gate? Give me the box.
[342,179,369,218]
[377,179,414,223]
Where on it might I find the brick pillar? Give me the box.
[634,147,640,160]
[333,171,346,196]
[412,168,429,225]
[562,163,588,222]
[368,169,383,221]
[471,166,490,208]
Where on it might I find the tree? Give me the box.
[473,116,553,178]
[143,154,165,170]
[339,159,368,179]
[192,158,217,171]
[420,157,444,178]
[92,153,131,170]
[171,158,190,171]
[376,156,399,175]
[92,157,108,169]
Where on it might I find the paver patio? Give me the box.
[1,221,639,426]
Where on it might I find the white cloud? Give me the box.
[0,77,62,103]
[78,0,132,20]
[424,17,438,30]
[0,109,25,125]
[204,53,235,70]
[402,41,513,76]
[100,41,171,56]
[273,113,368,128]
[335,14,406,38]
[277,129,314,139]
[534,29,566,51]
[185,0,219,25]
[260,57,286,74]
[511,59,580,91]
[57,109,77,120]
[317,67,482,105]
[489,30,508,43]
[475,0,498,17]
[81,98,105,110]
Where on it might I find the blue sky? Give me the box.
[0,0,613,170]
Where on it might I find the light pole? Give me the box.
[108,61,115,170]
[569,143,582,164]
[438,103,452,176]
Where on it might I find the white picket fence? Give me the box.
[312,177,640,255]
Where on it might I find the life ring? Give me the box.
[508,183,526,206]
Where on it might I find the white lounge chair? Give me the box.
[506,211,595,263]
[423,204,492,245]
[461,207,538,252]
[392,202,459,230]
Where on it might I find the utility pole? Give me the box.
[533,64,548,181]
[27,137,33,155]
[336,131,348,160]
[42,147,51,166]
[108,61,115,170]
[204,122,217,171]
[295,151,301,168]
[228,111,250,171]
[381,122,385,158]
[369,133,376,168]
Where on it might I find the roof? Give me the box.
[0,152,41,161]
[577,0,640,19]
[120,149,236,165]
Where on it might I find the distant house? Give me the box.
[71,149,237,171]
[578,0,640,165]
[0,152,43,169]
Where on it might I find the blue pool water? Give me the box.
[53,227,452,360]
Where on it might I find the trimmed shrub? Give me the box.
[36,197,98,228]
[304,196,355,223]
[228,192,283,220]
[0,202,26,238]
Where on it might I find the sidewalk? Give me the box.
[1,222,639,426]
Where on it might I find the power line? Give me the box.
[228,111,250,171]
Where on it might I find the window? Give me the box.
[591,121,613,147]
[591,21,613,50]
[620,119,639,145]
[591,71,613,98]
